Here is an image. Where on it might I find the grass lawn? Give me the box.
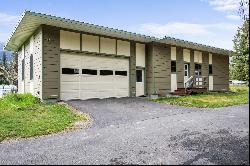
[154,85,249,108]
[0,93,89,142]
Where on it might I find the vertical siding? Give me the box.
[42,25,60,99]
[176,47,184,88]
[129,41,136,97]
[33,28,43,98]
[213,54,229,91]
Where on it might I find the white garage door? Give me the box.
[60,53,129,100]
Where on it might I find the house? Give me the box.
[4,11,231,100]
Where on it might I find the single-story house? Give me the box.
[4,11,231,100]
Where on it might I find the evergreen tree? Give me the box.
[230,0,249,81]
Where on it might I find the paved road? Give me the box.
[0,98,249,165]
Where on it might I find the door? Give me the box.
[195,64,202,87]
[136,69,145,96]
[60,53,129,100]
[184,64,189,85]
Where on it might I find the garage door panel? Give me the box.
[61,75,80,82]
[61,82,79,90]
[61,53,129,100]
[61,92,79,100]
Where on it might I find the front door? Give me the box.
[136,69,145,96]
[184,64,189,85]
[195,64,202,87]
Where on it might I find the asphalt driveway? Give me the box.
[0,98,249,165]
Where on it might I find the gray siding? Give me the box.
[213,54,229,91]
[42,25,60,99]
[190,50,195,76]
[176,47,184,88]
[146,43,171,96]
[146,43,154,95]
[202,52,209,88]
[129,41,136,97]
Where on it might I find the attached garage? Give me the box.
[60,53,129,100]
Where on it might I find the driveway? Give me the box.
[0,98,249,165]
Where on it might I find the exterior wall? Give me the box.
[33,28,43,98]
[42,26,60,99]
[117,40,130,57]
[24,42,31,93]
[171,46,177,92]
[60,30,80,50]
[176,47,184,88]
[213,54,229,91]
[82,34,99,53]
[194,51,202,63]
[183,49,190,62]
[17,46,24,93]
[136,43,146,67]
[129,42,136,97]
[146,43,153,95]
[17,29,43,97]
[100,37,116,55]
[146,43,171,96]
[209,53,213,90]
[17,25,230,100]
[190,50,195,76]
[202,52,209,88]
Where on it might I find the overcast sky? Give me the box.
[0,0,245,50]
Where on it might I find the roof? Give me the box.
[4,10,231,55]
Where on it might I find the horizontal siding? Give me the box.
[42,25,60,99]
[213,54,229,91]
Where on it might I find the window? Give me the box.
[171,61,176,73]
[115,71,127,76]
[184,64,189,77]
[209,65,213,75]
[100,70,113,75]
[30,54,33,80]
[185,71,188,77]
[82,69,97,75]
[22,59,24,80]
[195,64,202,76]
[62,68,79,74]
[136,70,142,82]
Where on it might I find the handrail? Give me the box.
[184,75,194,89]
[185,75,209,90]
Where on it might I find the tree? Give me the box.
[230,0,249,81]
[0,51,17,85]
